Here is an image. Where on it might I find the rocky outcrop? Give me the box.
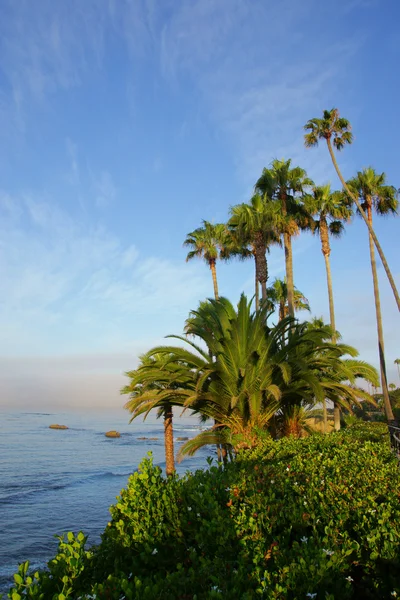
[49,424,68,430]
[105,430,121,438]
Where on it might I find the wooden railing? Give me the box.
[388,423,400,461]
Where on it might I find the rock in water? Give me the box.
[105,430,120,438]
[49,424,68,430]
[177,437,189,441]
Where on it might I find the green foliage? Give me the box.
[3,532,92,599]
[5,425,400,599]
[120,295,379,459]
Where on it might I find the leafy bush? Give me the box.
[4,423,400,599]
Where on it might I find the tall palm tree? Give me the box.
[304,184,352,430]
[266,277,310,321]
[184,221,230,299]
[228,194,280,308]
[122,352,193,476]
[347,167,399,423]
[255,159,313,318]
[395,359,400,383]
[304,108,400,311]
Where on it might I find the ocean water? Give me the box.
[0,409,209,593]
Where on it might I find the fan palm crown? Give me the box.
[228,194,280,306]
[255,158,313,317]
[184,220,230,299]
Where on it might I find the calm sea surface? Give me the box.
[0,409,209,593]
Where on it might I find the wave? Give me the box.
[0,470,134,505]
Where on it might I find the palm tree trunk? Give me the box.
[320,220,340,430]
[280,190,295,318]
[284,234,295,318]
[366,205,395,422]
[326,138,400,312]
[209,259,219,300]
[254,231,267,303]
[254,254,259,310]
[322,399,328,433]
[164,404,175,476]
[279,301,285,322]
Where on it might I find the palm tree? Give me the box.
[304,184,351,339]
[346,167,398,423]
[184,221,230,299]
[395,359,400,383]
[141,295,378,459]
[304,108,400,310]
[228,194,280,308]
[255,158,313,317]
[121,352,193,476]
[389,383,397,392]
[304,184,352,430]
[266,277,310,321]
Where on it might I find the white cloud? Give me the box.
[0,193,210,355]
[92,170,117,208]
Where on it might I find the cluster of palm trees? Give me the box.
[183,109,399,425]
[122,296,378,474]
[122,109,398,475]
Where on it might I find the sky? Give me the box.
[0,0,399,409]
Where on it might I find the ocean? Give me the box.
[0,409,209,594]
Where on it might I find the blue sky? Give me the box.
[0,0,399,408]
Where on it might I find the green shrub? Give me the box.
[4,423,400,599]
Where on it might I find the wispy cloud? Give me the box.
[0,193,209,355]
[157,0,366,185]
[92,170,117,208]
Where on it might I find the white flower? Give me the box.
[304,501,307,506]
[225,487,231,491]
[294,481,298,486]
[301,536,308,543]
[322,549,334,556]
[187,507,192,511]
[306,594,317,599]
[346,576,353,582]
[211,585,221,592]
[197,513,201,517]
[391,593,398,598]
[152,548,158,555]
[271,480,275,484]
[286,467,290,471]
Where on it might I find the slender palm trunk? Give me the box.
[320,220,340,430]
[284,234,295,318]
[366,205,395,422]
[326,138,400,312]
[209,259,219,300]
[254,231,267,303]
[279,300,285,322]
[281,192,295,318]
[164,404,175,476]
[254,254,259,310]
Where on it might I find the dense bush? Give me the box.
[4,423,400,599]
